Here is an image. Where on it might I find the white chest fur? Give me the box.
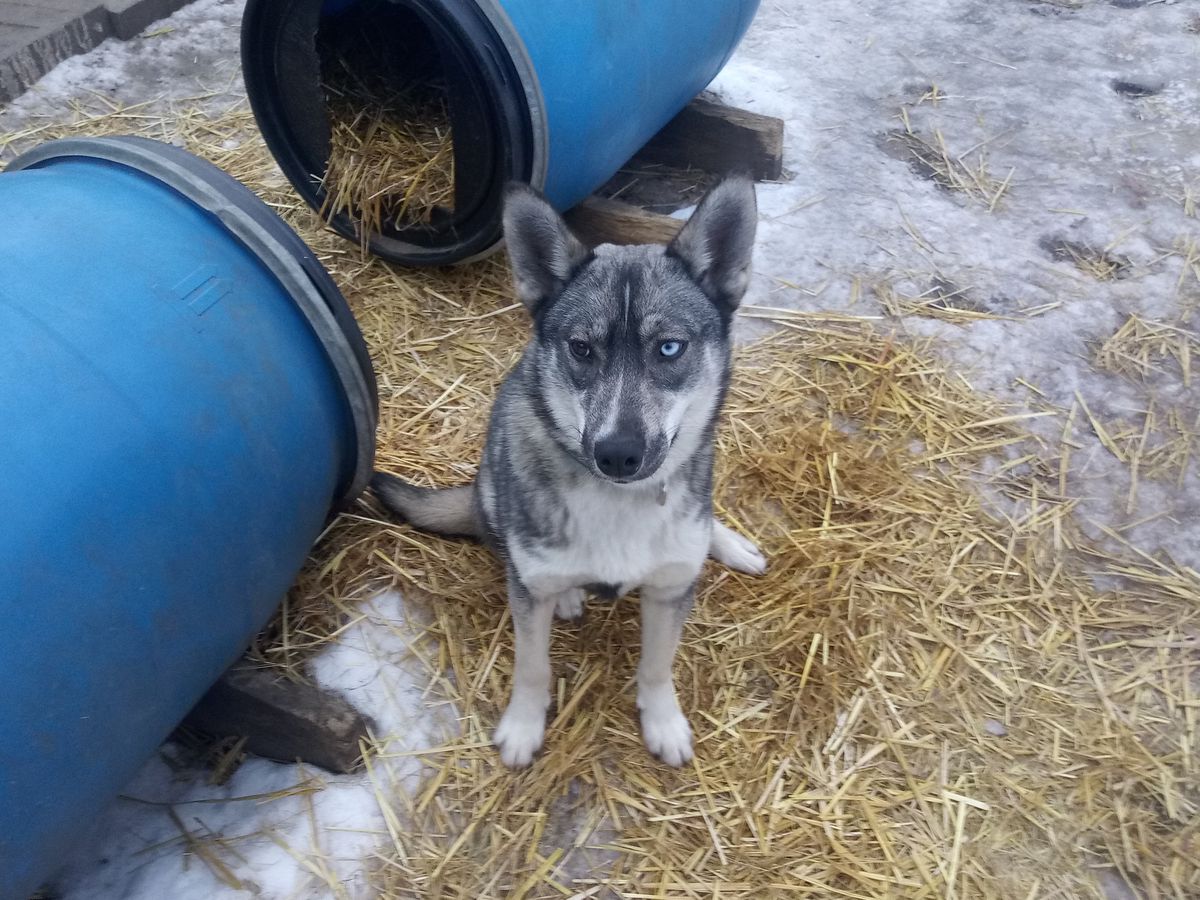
[511,480,711,599]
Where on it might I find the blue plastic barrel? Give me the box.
[0,136,377,899]
[241,0,760,264]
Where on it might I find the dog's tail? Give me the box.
[370,472,483,540]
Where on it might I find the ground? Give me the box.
[1,0,1197,897]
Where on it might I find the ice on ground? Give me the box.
[711,0,1199,568]
[0,0,245,124]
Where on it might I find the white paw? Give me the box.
[638,687,694,766]
[712,525,768,575]
[554,588,585,621]
[641,707,694,767]
[493,704,546,769]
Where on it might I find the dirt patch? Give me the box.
[879,124,1011,209]
[1040,236,1132,280]
[1111,79,1164,98]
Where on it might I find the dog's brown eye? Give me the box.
[568,340,592,360]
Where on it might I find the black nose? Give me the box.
[595,435,644,479]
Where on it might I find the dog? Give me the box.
[372,176,767,768]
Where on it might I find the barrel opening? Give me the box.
[315,0,496,249]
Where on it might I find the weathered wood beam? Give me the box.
[634,96,785,181]
[183,661,374,774]
[565,195,683,246]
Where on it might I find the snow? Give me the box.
[2,0,1197,894]
[710,0,1200,566]
[51,592,453,899]
[0,0,245,118]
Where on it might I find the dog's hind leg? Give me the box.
[709,519,767,575]
[493,572,558,768]
[636,585,696,766]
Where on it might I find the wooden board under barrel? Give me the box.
[566,95,785,247]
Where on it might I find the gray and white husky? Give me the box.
[372,176,767,768]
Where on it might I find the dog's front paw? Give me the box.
[554,588,585,621]
[710,521,767,575]
[641,706,694,767]
[493,704,546,769]
[638,687,694,767]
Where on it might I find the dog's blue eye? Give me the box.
[658,340,686,359]
[568,340,592,360]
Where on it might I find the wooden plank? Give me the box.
[634,96,785,181]
[183,660,375,774]
[565,195,682,246]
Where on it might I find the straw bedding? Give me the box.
[319,56,455,242]
[3,101,1196,899]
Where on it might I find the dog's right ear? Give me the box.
[502,183,589,314]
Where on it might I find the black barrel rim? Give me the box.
[241,0,535,266]
[5,135,379,509]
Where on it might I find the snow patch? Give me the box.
[52,591,453,899]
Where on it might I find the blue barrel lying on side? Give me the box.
[0,136,377,899]
[241,0,761,265]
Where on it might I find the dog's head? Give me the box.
[502,176,757,484]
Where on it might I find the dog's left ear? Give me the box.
[503,182,590,314]
[668,175,757,314]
